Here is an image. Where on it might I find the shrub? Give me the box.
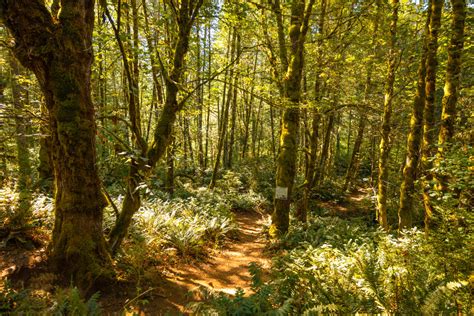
[194,215,472,314]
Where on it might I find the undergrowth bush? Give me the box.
[0,281,101,315]
[112,186,242,260]
[0,187,54,229]
[193,215,472,315]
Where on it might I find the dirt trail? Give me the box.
[318,187,373,217]
[137,210,270,315]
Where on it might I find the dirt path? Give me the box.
[126,210,270,315]
[318,187,373,218]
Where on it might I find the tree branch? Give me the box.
[0,0,54,68]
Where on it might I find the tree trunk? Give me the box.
[109,0,204,252]
[315,113,335,187]
[210,29,236,188]
[227,75,238,169]
[37,101,53,190]
[344,117,365,191]
[377,0,399,230]
[196,25,205,170]
[166,137,175,195]
[421,0,442,230]
[344,0,381,192]
[398,2,431,230]
[2,0,113,287]
[299,0,326,222]
[0,77,6,184]
[272,0,316,235]
[435,0,466,190]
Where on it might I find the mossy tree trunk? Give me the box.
[344,117,365,191]
[377,0,399,230]
[226,70,239,169]
[421,0,442,230]
[242,51,259,160]
[1,0,113,287]
[314,112,335,187]
[398,2,431,230]
[196,25,205,170]
[109,0,204,253]
[435,0,466,190]
[0,76,6,183]
[271,0,316,236]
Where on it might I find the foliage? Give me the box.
[0,186,54,230]
[110,182,260,265]
[49,287,101,316]
[0,281,101,316]
[0,186,18,228]
[194,214,472,314]
[0,280,46,314]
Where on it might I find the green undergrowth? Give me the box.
[108,171,268,261]
[192,212,473,315]
[1,280,101,315]
[1,169,269,314]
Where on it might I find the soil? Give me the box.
[100,210,270,315]
[318,187,374,218]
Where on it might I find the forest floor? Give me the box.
[103,209,271,315]
[0,210,270,315]
[0,188,373,315]
[122,188,373,315]
[318,187,373,219]
[127,212,270,314]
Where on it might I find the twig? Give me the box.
[123,287,162,309]
[102,185,119,219]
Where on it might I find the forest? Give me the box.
[0,0,472,314]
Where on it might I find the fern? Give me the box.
[50,287,101,316]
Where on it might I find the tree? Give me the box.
[343,0,381,193]
[436,0,466,190]
[421,0,442,229]
[299,0,326,223]
[271,0,316,235]
[377,0,400,230]
[398,0,432,230]
[0,0,112,286]
[108,0,204,253]
[10,55,32,226]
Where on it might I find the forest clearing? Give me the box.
[0,0,472,314]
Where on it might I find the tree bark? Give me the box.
[1,0,112,287]
[377,0,399,230]
[435,0,466,191]
[271,0,316,236]
[421,0,442,230]
[398,1,431,230]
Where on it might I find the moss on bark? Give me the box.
[377,0,399,230]
[271,0,316,236]
[1,0,113,287]
[421,0,442,230]
[398,2,431,230]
